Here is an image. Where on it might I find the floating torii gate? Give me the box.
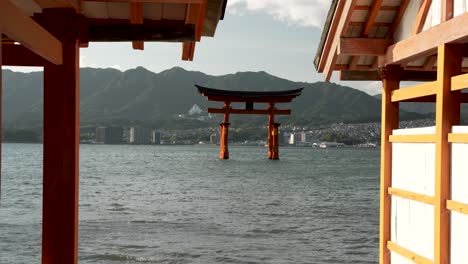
[197,85,303,160]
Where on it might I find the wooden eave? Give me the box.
[196,85,304,103]
[1,0,228,63]
[314,0,468,81]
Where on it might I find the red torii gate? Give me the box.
[197,85,303,160]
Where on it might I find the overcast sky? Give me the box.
[7,0,382,95]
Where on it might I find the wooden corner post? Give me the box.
[40,8,84,264]
[378,65,402,264]
[434,43,462,264]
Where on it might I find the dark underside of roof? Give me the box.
[313,0,338,70]
[196,85,304,99]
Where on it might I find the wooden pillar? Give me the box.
[0,34,2,203]
[271,123,280,160]
[378,65,402,264]
[219,122,229,159]
[268,103,275,159]
[40,8,81,264]
[434,44,462,264]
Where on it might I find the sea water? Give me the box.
[0,144,379,263]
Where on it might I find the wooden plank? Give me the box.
[441,0,454,22]
[181,41,195,61]
[354,5,399,11]
[434,44,462,264]
[208,108,291,115]
[388,187,435,205]
[412,0,432,35]
[340,70,437,81]
[84,0,202,2]
[448,133,468,143]
[363,0,383,37]
[195,0,207,41]
[451,73,468,91]
[379,65,401,264]
[88,23,195,42]
[389,134,436,143]
[0,0,62,65]
[446,200,468,214]
[387,241,433,264]
[387,0,410,38]
[423,56,437,71]
[317,0,346,72]
[384,11,468,66]
[338,38,392,56]
[33,0,80,10]
[1,44,47,66]
[130,2,144,50]
[391,81,437,102]
[323,0,356,81]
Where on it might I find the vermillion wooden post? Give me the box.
[41,8,81,264]
[268,103,275,159]
[219,123,230,159]
[219,102,230,160]
[0,34,2,203]
[271,123,280,160]
[379,65,402,264]
[434,44,462,264]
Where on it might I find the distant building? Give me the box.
[188,104,203,115]
[130,127,151,145]
[210,134,219,144]
[152,130,161,144]
[95,127,106,144]
[123,127,131,144]
[95,127,123,144]
[288,133,302,145]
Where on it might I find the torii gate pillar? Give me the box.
[219,122,230,159]
[270,123,280,160]
[41,8,82,264]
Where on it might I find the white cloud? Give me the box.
[227,0,331,28]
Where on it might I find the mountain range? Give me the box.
[2,67,427,130]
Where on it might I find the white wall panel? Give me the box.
[450,126,468,264]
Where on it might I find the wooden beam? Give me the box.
[1,44,48,66]
[130,2,144,50]
[423,56,437,71]
[412,0,432,35]
[441,0,454,22]
[348,56,360,70]
[379,65,401,264]
[88,23,195,42]
[363,0,383,37]
[317,0,346,72]
[389,134,436,143]
[208,108,291,115]
[340,70,437,81]
[388,187,435,205]
[182,41,195,61]
[196,0,207,41]
[387,0,410,38]
[339,38,392,56]
[354,5,399,11]
[323,0,356,81]
[391,81,437,102]
[84,0,202,2]
[33,0,80,10]
[387,241,433,264]
[0,0,62,64]
[451,73,468,91]
[448,133,468,143]
[434,44,462,264]
[384,11,468,66]
[446,200,468,214]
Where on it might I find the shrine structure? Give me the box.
[0,1,227,263]
[197,85,303,160]
[315,1,468,264]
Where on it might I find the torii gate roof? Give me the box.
[196,85,303,103]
